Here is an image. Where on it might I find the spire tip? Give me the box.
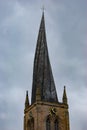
[26,90,28,95]
[41,5,45,13]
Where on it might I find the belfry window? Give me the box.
[28,118,34,130]
[46,118,50,130]
[54,119,58,130]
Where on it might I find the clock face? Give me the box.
[49,107,56,115]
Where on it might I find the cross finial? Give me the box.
[41,5,45,13]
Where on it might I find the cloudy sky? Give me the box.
[0,0,87,130]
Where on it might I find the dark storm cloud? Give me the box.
[0,0,86,130]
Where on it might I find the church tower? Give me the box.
[24,12,70,130]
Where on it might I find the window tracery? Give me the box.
[46,117,50,130]
[27,118,34,130]
[54,119,58,130]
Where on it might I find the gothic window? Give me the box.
[54,119,58,130]
[46,118,50,130]
[28,118,34,130]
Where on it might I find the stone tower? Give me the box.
[24,12,70,130]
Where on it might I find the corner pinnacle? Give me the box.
[62,86,68,104]
[25,90,29,109]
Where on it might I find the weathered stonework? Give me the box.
[24,101,70,130]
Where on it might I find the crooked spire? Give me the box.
[31,12,58,104]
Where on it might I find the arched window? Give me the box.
[46,118,50,130]
[54,119,58,130]
[27,118,34,130]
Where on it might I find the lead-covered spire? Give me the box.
[31,12,58,104]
